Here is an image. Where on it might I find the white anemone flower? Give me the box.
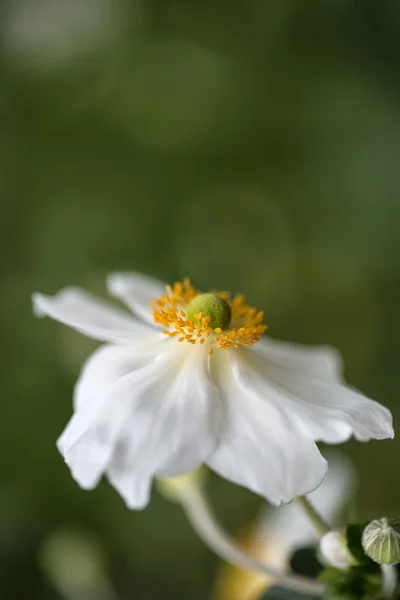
[32,273,393,510]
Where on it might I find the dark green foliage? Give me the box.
[318,524,381,598]
[320,566,380,599]
[260,542,382,600]
[346,524,375,566]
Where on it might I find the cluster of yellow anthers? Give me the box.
[152,279,267,355]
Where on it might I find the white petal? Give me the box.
[207,351,327,506]
[256,337,343,382]
[257,451,357,566]
[73,335,165,412]
[57,337,165,489]
[33,287,150,342]
[107,343,221,509]
[283,376,393,443]
[57,372,144,491]
[58,342,220,509]
[107,272,166,327]
[246,343,393,443]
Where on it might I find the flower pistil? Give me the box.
[152,278,267,355]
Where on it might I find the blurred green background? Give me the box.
[1,0,400,598]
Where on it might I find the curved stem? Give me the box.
[296,496,330,537]
[180,485,324,596]
[381,564,398,598]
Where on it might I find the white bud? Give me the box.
[320,531,356,569]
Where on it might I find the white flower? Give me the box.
[32,273,393,510]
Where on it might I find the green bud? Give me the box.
[186,293,231,330]
[362,518,400,565]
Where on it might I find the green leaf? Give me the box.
[319,567,345,583]
[320,565,381,600]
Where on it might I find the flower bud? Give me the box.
[186,293,231,330]
[362,518,400,565]
[320,531,357,569]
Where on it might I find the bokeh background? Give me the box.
[1,0,400,598]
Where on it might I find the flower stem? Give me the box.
[296,496,330,537]
[381,564,398,598]
[179,485,324,596]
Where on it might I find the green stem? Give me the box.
[179,485,324,596]
[296,496,331,537]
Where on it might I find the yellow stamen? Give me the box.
[152,279,267,353]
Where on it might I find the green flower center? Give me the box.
[186,293,231,330]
